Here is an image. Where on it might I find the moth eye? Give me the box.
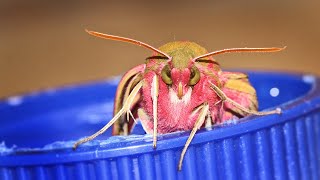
[161,65,173,85]
[189,65,200,85]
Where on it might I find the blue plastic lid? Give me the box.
[0,71,319,179]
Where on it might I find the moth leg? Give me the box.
[126,111,130,123]
[125,108,137,134]
[73,81,143,150]
[128,111,137,123]
[214,100,222,106]
[125,83,139,124]
[205,111,212,128]
[219,100,225,121]
[210,82,281,115]
[151,75,159,148]
[178,103,209,171]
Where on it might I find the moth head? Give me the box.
[161,64,200,85]
[161,62,201,99]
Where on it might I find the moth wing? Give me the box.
[219,71,258,120]
[112,64,145,135]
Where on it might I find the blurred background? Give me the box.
[0,0,319,98]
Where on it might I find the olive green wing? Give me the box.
[219,71,258,120]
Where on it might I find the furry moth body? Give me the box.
[74,30,283,170]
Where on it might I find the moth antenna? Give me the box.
[85,29,172,60]
[193,47,286,62]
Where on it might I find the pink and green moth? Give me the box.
[74,30,283,170]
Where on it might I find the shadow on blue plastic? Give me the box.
[0,71,319,180]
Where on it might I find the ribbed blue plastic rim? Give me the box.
[0,71,319,180]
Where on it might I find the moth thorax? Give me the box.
[170,51,193,69]
[158,41,208,69]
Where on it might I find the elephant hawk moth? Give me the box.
[74,30,283,170]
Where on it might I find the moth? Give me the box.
[74,30,283,170]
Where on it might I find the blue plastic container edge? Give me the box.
[0,72,319,167]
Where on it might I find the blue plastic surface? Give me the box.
[0,71,319,180]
